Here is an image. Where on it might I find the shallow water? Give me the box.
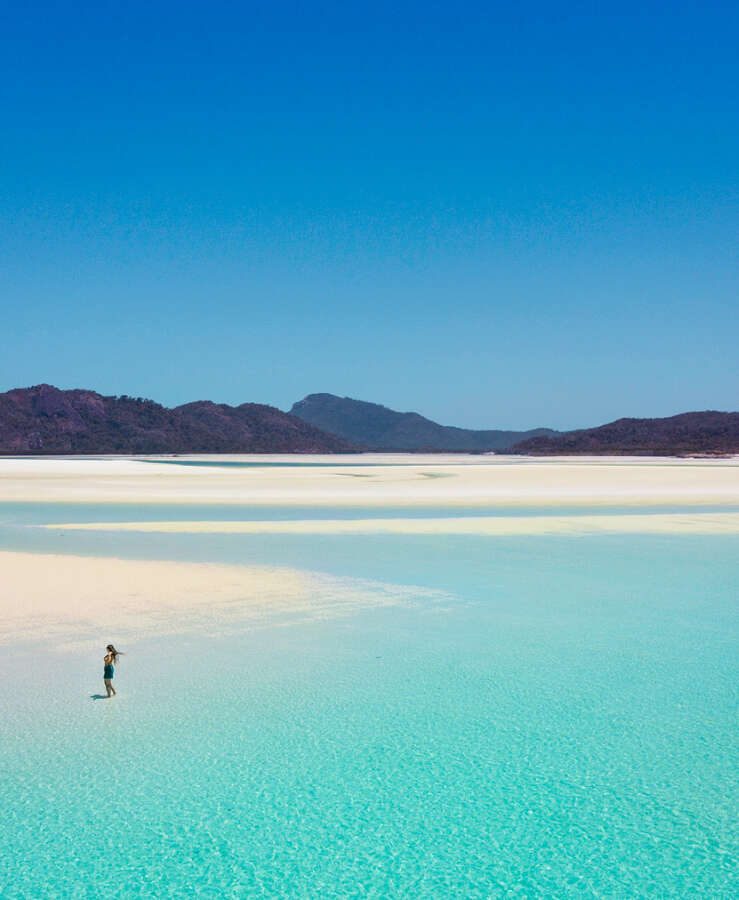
[1,502,737,897]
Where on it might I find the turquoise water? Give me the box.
[1,504,737,897]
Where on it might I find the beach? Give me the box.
[1,454,738,506]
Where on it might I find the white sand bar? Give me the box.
[1,455,738,506]
[0,551,447,649]
[41,512,739,536]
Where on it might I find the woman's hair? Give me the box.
[106,644,123,663]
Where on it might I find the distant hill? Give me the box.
[0,385,356,453]
[510,411,739,456]
[290,394,558,451]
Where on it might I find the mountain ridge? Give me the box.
[2,385,736,456]
[290,393,558,451]
[0,385,356,453]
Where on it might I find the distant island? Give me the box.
[0,385,354,454]
[290,394,558,451]
[1,385,737,456]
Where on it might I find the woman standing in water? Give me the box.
[103,644,122,697]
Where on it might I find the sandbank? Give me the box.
[40,511,739,536]
[0,551,446,649]
[1,455,738,507]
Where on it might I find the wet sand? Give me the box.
[0,551,444,649]
[40,511,739,536]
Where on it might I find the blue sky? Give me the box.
[2,1,737,430]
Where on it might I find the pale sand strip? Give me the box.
[1,456,738,507]
[0,551,448,649]
[40,512,739,535]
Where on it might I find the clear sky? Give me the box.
[2,1,737,430]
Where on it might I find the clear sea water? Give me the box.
[1,501,737,898]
